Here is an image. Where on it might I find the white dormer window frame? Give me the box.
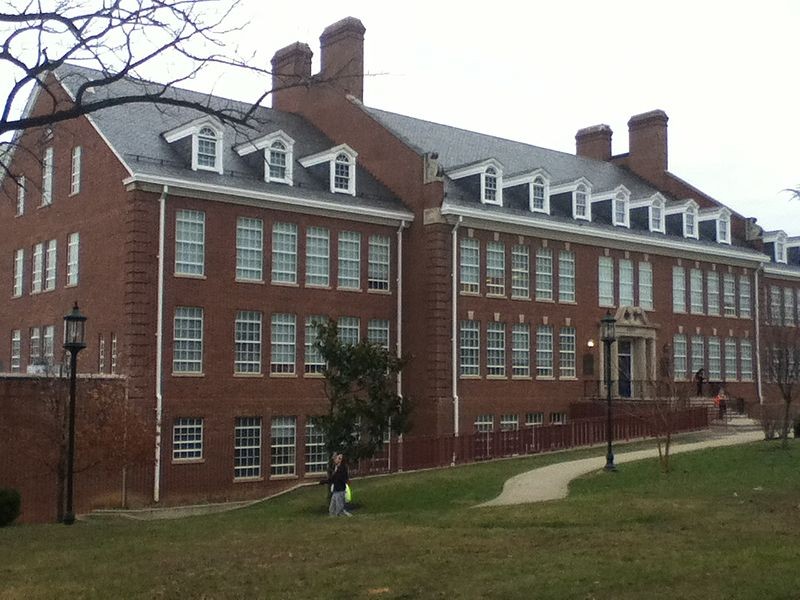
[764,231,789,264]
[299,143,358,196]
[549,178,593,222]
[630,193,666,234]
[164,117,224,174]
[664,199,700,240]
[589,185,629,227]
[447,158,505,206]
[234,130,295,185]
[503,169,551,214]
[698,206,731,245]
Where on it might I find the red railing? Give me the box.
[355,407,708,476]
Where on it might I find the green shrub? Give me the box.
[0,488,21,526]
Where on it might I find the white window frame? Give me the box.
[639,262,653,310]
[337,316,360,346]
[684,206,698,239]
[45,239,56,291]
[784,288,795,327]
[474,414,494,433]
[368,235,390,292]
[299,144,358,196]
[304,315,326,375]
[271,222,298,284]
[690,268,704,315]
[306,227,330,287]
[267,140,290,184]
[707,271,720,316]
[98,335,106,372]
[536,324,554,378]
[770,286,782,325]
[486,241,506,296]
[481,166,502,205]
[691,336,705,375]
[486,322,506,377]
[673,334,687,380]
[164,117,224,174]
[67,233,79,286]
[333,152,354,194]
[573,183,591,221]
[558,250,576,303]
[16,176,25,216]
[559,326,577,379]
[11,330,22,372]
[708,337,721,380]
[197,127,222,173]
[175,209,205,276]
[29,326,40,365]
[618,259,633,306]
[511,323,530,378]
[650,197,665,233]
[724,338,738,381]
[535,247,553,301]
[525,412,544,427]
[672,266,686,313]
[13,249,24,297]
[459,320,480,377]
[738,275,751,319]
[234,417,262,479]
[304,421,327,475]
[717,214,731,245]
[459,238,480,294]
[43,325,54,364]
[613,192,629,227]
[234,130,294,185]
[235,310,262,374]
[236,217,263,282]
[367,319,390,350]
[173,307,203,374]
[337,231,361,290]
[500,414,519,431]
[598,256,614,307]
[740,339,753,381]
[723,274,736,317]
[41,147,53,206]
[173,418,203,461]
[550,412,567,425]
[530,175,549,214]
[511,244,530,299]
[270,416,296,477]
[32,242,43,294]
[110,334,117,374]
[70,146,81,195]
[270,313,296,375]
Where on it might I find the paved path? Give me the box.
[477,426,763,508]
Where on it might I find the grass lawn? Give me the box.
[1,439,798,599]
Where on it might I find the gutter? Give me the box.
[153,185,168,502]
[754,262,764,405]
[451,217,463,437]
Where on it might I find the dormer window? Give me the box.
[234,130,295,185]
[776,237,787,263]
[717,214,730,245]
[483,167,500,204]
[765,231,789,264]
[613,192,629,227]
[685,207,697,238]
[163,117,224,174]
[532,176,547,212]
[574,184,589,220]
[650,199,664,232]
[299,143,358,196]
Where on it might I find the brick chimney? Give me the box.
[319,17,366,101]
[575,124,613,161]
[627,110,668,183]
[271,42,313,112]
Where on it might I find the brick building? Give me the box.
[2,17,798,510]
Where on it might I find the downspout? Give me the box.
[754,263,764,405]
[392,220,406,473]
[451,216,462,437]
[153,185,168,502]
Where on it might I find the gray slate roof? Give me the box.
[54,64,407,215]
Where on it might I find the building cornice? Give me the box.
[763,264,800,281]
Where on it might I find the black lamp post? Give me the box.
[62,302,87,525]
[600,312,617,472]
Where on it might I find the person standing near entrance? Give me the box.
[714,387,728,420]
[694,369,705,397]
[328,453,351,517]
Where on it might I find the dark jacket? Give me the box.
[330,464,349,492]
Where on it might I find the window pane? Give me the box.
[337,231,361,289]
[639,262,653,310]
[173,307,203,373]
[512,324,530,377]
[234,417,261,479]
[459,320,479,376]
[618,259,633,306]
[337,317,360,346]
[511,245,530,299]
[306,227,330,287]
[558,251,575,303]
[305,421,327,474]
[536,325,553,377]
[235,310,262,374]
[271,416,296,476]
[173,417,203,461]
[672,267,686,313]
[486,242,505,295]
[236,217,263,281]
[598,256,614,307]
[460,238,479,294]
[368,235,390,291]
[486,322,505,376]
[535,248,553,301]
[304,316,326,374]
[175,209,205,276]
[272,223,297,283]
[270,313,296,374]
[559,327,576,378]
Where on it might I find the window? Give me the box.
[474,415,494,433]
[500,414,519,431]
[723,274,736,317]
[574,185,588,219]
[368,235,390,291]
[672,267,686,313]
[618,259,633,306]
[70,146,81,195]
[11,330,21,372]
[271,223,297,284]
[337,317,360,346]
[550,412,567,425]
[67,233,79,286]
[535,247,553,301]
[13,249,23,297]
[525,412,544,427]
[598,256,614,307]
[558,250,576,303]
[234,417,261,479]
[483,167,499,204]
[613,194,627,227]
[31,243,43,293]
[797,290,800,325]
[511,324,530,378]
[724,338,737,380]
[173,418,203,461]
[559,327,577,378]
[639,262,653,310]
[707,272,720,316]
[511,245,530,299]
[708,337,721,380]
[44,239,56,291]
[305,227,330,287]
[29,327,40,365]
[770,286,782,325]
[740,340,753,381]
[304,316,326,375]
[305,421,327,474]
[271,416,296,476]
[196,126,219,171]
[486,322,506,377]
[98,335,105,372]
[691,336,705,375]
[173,307,203,373]
[41,147,53,205]
[43,325,54,364]
[268,141,288,181]
[650,201,663,232]
[235,311,262,374]
[333,153,352,193]
[673,334,687,380]
[111,334,117,374]
[739,275,751,319]
[367,319,390,350]
[16,176,24,216]
[536,325,554,378]
[459,238,479,294]
[531,176,547,212]
[337,231,361,290]
[486,242,505,295]
[459,320,480,376]
[270,313,296,374]
[236,217,263,281]
[718,216,730,244]
[784,288,796,327]
[690,269,703,315]
[685,208,697,238]
[175,209,205,276]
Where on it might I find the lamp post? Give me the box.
[62,302,87,525]
[600,312,617,472]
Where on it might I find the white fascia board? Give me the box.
[234,129,294,157]
[163,116,224,143]
[503,168,551,188]
[664,198,698,214]
[698,206,730,221]
[763,264,800,280]
[447,158,504,180]
[549,176,593,195]
[122,173,414,225]
[299,143,358,168]
[762,231,787,244]
[590,184,629,203]
[440,202,768,265]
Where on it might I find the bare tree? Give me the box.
[762,323,800,447]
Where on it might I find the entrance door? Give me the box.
[618,339,633,398]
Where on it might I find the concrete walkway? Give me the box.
[478,424,763,508]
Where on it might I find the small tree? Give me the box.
[312,319,411,464]
[762,324,800,447]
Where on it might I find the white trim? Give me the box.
[447,157,504,180]
[763,264,800,280]
[163,117,224,174]
[122,173,414,225]
[665,199,700,240]
[698,206,731,245]
[299,143,358,167]
[154,185,168,503]
[234,130,295,186]
[163,116,224,143]
[764,231,789,264]
[480,165,503,206]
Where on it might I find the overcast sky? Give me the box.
[223,0,799,235]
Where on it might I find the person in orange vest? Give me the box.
[714,387,728,420]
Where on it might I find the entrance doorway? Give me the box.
[618,339,633,398]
